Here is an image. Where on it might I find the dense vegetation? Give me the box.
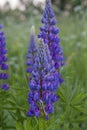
[0,7,87,130]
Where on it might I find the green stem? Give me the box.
[37,118,39,130]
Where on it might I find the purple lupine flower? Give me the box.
[26,26,37,74]
[38,0,65,70]
[0,24,9,90]
[27,39,61,119]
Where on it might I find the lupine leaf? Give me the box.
[72,105,87,113]
[71,93,87,105]
[58,88,66,103]
[75,115,87,122]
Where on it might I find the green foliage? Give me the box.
[0,14,87,130]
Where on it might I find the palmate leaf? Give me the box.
[0,90,11,129]
[57,82,79,105]
[70,92,87,113]
[58,82,87,108]
[57,87,67,103]
[68,83,81,101]
[74,115,87,122]
[5,88,27,123]
[8,111,17,120]
[71,93,87,106]
[72,105,87,114]
[7,99,16,106]
[52,82,87,130]
[0,90,10,105]
[0,112,9,129]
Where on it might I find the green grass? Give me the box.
[0,14,87,130]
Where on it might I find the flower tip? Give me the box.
[31,25,35,35]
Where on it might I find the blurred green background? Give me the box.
[0,0,87,130]
[0,0,87,19]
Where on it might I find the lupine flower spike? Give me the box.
[27,39,61,120]
[38,0,65,70]
[26,26,37,74]
[0,24,9,90]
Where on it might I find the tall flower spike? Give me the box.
[0,24,9,90]
[27,39,61,119]
[26,26,37,74]
[38,0,65,70]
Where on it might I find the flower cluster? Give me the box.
[0,24,9,90]
[27,39,62,119]
[26,26,37,74]
[38,0,64,70]
[26,0,65,120]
